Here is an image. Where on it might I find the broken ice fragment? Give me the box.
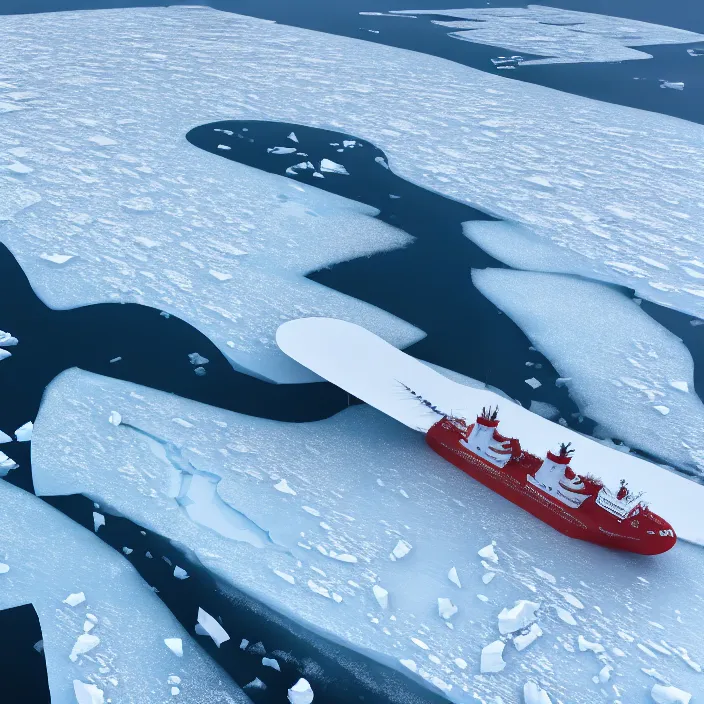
[39,253,74,265]
[448,566,461,588]
[482,572,495,585]
[437,597,458,620]
[555,606,577,625]
[391,539,412,559]
[197,607,230,647]
[372,584,389,609]
[73,680,105,704]
[650,684,692,704]
[670,381,689,392]
[274,569,295,584]
[244,678,266,690]
[108,411,122,426]
[524,681,552,704]
[69,633,100,661]
[0,430,10,444]
[0,563,9,574]
[274,478,296,495]
[287,132,299,143]
[262,657,280,671]
[288,678,314,704]
[0,350,12,362]
[660,81,684,90]
[173,566,189,580]
[319,159,348,175]
[268,146,298,154]
[654,405,670,415]
[477,542,498,563]
[164,638,183,657]
[14,421,33,442]
[93,512,105,532]
[0,451,18,474]
[63,591,86,607]
[0,331,18,346]
[188,353,209,366]
[514,623,543,651]
[533,567,556,584]
[525,377,542,389]
[208,270,233,281]
[480,640,506,673]
[498,600,540,634]
[598,665,613,682]
[578,634,605,654]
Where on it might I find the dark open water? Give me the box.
[1,0,703,701]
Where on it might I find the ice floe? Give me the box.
[391,7,704,65]
[473,269,704,475]
[288,678,314,704]
[480,640,506,673]
[651,683,692,704]
[14,421,33,442]
[196,607,230,647]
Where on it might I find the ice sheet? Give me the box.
[0,480,247,704]
[472,268,704,476]
[1,6,704,350]
[390,6,704,65]
[32,368,704,703]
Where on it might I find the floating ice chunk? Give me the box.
[63,591,86,607]
[14,421,33,442]
[188,352,209,366]
[578,635,605,654]
[0,451,18,473]
[448,566,461,588]
[173,566,189,580]
[288,678,314,704]
[554,607,577,625]
[0,430,11,444]
[217,144,231,150]
[372,584,389,609]
[244,678,266,690]
[660,81,684,90]
[39,253,74,265]
[0,563,9,574]
[411,637,429,650]
[391,539,412,559]
[478,543,498,563]
[524,681,552,704]
[598,665,613,682]
[560,592,584,609]
[274,479,297,495]
[514,623,543,651]
[268,146,297,155]
[437,597,458,620]
[88,135,117,146]
[0,350,11,363]
[482,572,495,585]
[93,512,105,532]
[274,569,295,584]
[0,331,18,346]
[319,159,348,175]
[108,411,121,426]
[262,657,280,671]
[533,568,556,584]
[73,680,105,704]
[525,377,541,389]
[499,600,540,635]
[287,132,298,143]
[307,580,330,599]
[651,684,692,704]
[69,633,100,661]
[654,405,670,415]
[529,401,559,419]
[480,640,506,673]
[197,607,230,647]
[164,638,183,657]
[209,270,233,281]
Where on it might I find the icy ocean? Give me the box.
[0,0,703,702]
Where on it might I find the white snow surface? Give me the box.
[472,269,704,476]
[277,318,704,544]
[0,479,246,703]
[1,6,704,357]
[32,368,704,703]
[391,6,704,65]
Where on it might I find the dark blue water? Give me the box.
[1,1,703,702]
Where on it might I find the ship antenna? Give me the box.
[559,442,574,457]
[491,406,499,421]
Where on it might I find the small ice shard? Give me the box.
[288,678,314,704]
[651,684,692,704]
[171,686,180,696]
[480,640,506,673]
[168,676,181,685]
[578,635,605,654]
[478,543,498,563]
[372,584,389,609]
[598,665,613,682]
[498,600,540,634]
[14,421,33,442]
[274,478,297,495]
[555,377,571,387]
[108,411,122,426]
[555,606,577,625]
[109,357,122,364]
[0,331,18,346]
[0,430,11,444]
[560,591,584,609]
[391,539,412,559]
[525,377,542,389]
[670,381,689,392]
[83,620,94,633]
[39,253,74,265]
[438,597,458,620]
[524,681,552,704]
[0,350,11,362]
[239,639,249,650]
[188,352,209,366]
[33,640,43,653]
[268,146,298,155]
[164,638,183,656]
[319,159,348,175]
[216,144,231,150]
[69,633,100,661]
[411,637,429,650]
[209,270,233,281]
[654,405,670,415]
[400,658,417,672]
[533,567,556,584]
[0,451,18,474]
[342,140,356,148]
[73,680,105,704]
[262,657,280,671]
[197,607,230,647]
[244,678,266,690]
[454,657,467,669]
[88,135,117,146]
[448,566,461,587]
[173,566,189,580]
[93,512,105,532]
[482,572,496,585]
[375,156,389,169]
[660,81,685,90]
[287,132,299,143]
[514,623,543,651]
[274,569,295,584]
[63,591,86,606]
[0,563,9,573]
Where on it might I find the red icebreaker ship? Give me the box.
[426,406,676,555]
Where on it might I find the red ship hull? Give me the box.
[426,418,676,555]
